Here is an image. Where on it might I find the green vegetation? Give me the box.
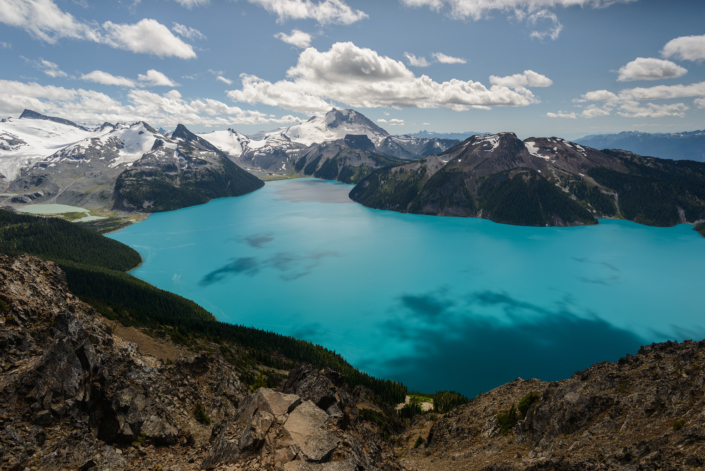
[0,210,141,271]
[300,148,407,184]
[77,217,137,234]
[479,170,596,226]
[695,222,705,238]
[673,420,686,431]
[497,405,519,436]
[0,209,407,405]
[398,398,423,420]
[589,151,705,227]
[433,391,471,413]
[567,180,617,216]
[517,391,540,415]
[194,403,211,425]
[413,436,425,448]
[349,165,428,211]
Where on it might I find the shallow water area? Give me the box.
[109,179,705,395]
[18,204,89,215]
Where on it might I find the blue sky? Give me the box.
[1,0,704,139]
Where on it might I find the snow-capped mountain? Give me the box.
[375,135,461,160]
[0,112,110,182]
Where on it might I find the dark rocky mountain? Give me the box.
[349,133,705,229]
[113,124,264,212]
[375,135,462,160]
[576,130,705,162]
[292,136,408,184]
[409,130,490,140]
[19,109,90,131]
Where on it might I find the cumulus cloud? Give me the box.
[0,0,100,43]
[226,42,549,113]
[33,58,67,78]
[0,0,197,59]
[172,22,206,40]
[81,70,136,87]
[102,19,196,59]
[399,0,634,21]
[696,98,705,109]
[404,52,430,67]
[377,118,387,123]
[247,0,367,25]
[432,52,466,64]
[617,81,705,101]
[0,79,302,127]
[137,70,179,87]
[274,29,312,48]
[581,104,611,118]
[216,76,233,85]
[489,70,553,88]
[616,57,687,82]
[171,0,210,8]
[546,111,577,118]
[528,9,563,40]
[80,70,179,88]
[389,118,405,125]
[617,101,688,118]
[662,35,705,62]
[575,89,618,102]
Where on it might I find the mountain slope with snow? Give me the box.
[576,130,705,162]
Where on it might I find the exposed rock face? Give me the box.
[397,340,705,471]
[202,365,404,470]
[0,254,246,469]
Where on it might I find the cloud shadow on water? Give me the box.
[236,233,274,249]
[360,289,646,397]
[200,251,340,285]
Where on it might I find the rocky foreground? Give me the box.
[1,253,704,470]
[0,254,400,470]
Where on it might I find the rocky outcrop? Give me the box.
[0,254,246,469]
[397,340,705,471]
[0,254,403,470]
[202,365,404,470]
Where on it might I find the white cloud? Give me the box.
[227,42,547,113]
[617,81,705,101]
[216,76,233,85]
[137,70,179,87]
[546,111,577,118]
[576,89,618,102]
[404,52,430,67]
[616,57,687,82]
[423,122,430,125]
[35,58,67,78]
[0,79,302,126]
[0,42,11,48]
[81,70,136,87]
[617,101,688,118]
[489,70,553,88]
[0,0,100,43]
[171,0,210,8]
[528,9,563,40]
[581,105,611,118]
[399,0,635,21]
[432,52,466,64]
[0,1,196,59]
[274,29,312,48]
[102,19,196,59]
[172,22,206,40]
[389,118,405,125]
[662,35,705,62]
[247,0,368,25]
[377,118,388,123]
[695,98,705,109]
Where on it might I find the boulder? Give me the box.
[283,400,339,462]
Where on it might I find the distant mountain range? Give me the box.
[409,130,489,140]
[576,130,705,162]
[2,108,704,234]
[349,133,705,229]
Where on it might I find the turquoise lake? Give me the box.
[109,179,705,396]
